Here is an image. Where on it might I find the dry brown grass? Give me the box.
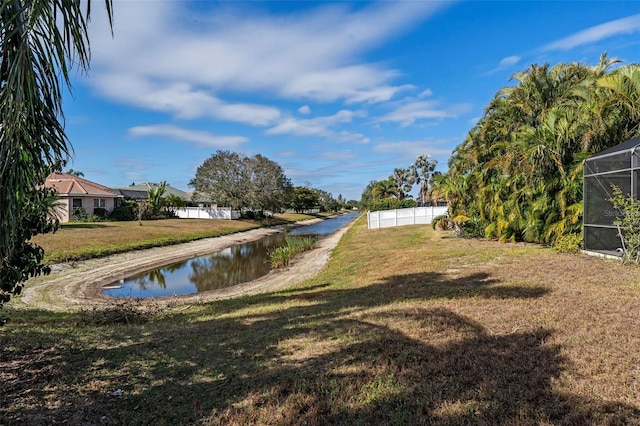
[30,215,305,263]
[3,218,640,424]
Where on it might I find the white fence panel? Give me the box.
[367,206,447,229]
[175,207,240,220]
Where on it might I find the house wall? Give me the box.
[84,197,116,216]
[52,198,71,223]
[54,196,117,222]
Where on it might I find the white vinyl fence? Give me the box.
[368,206,448,229]
[175,207,240,220]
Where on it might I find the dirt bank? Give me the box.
[18,218,356,311]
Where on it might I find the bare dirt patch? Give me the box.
[19,218,353,311]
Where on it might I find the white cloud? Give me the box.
[373,137,460,162]
[298,105,311,115]
[128,124,249,148]
[320,150,356,161]
[87,1,449,117]
[375,101,471,127]
[542,13,640,51]
[265,110,368,143]
[418,88,433,98]
[499,55,521,68]
[93,75,281,126]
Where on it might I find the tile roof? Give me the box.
[113,183,191,200]
[45,173,119,197]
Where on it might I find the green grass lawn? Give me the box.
[4,217,640,424]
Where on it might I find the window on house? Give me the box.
[94,199,106,208]
[72,198,82,208]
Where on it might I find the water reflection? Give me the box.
[104,212,359,298]
[188,235,282,292]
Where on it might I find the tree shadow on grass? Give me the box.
[60,222,110,229]
[2,272,639,425]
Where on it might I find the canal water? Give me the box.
[103,212,359,298]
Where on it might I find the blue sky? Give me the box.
[63,1,640,201]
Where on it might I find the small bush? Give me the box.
[111,202,135,221]
[460,216,486,239]
[610,185,640,264]
[71,207,105,223]
[93,207,108,218]
[432,214,451,230]
[397,199,416,209]
[552,233,583,253]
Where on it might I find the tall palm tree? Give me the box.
[392,168,415,200]
[148,181,167,216]
[0,0,113,305]
[413,155,437,205]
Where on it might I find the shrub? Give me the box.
[397,199,416,209]
[460,216,486,239]
[70,207,104,222]
[93,207,108,218]
[610,185,640,264]
[552,233,582,253]
[71,207,88,221]
[110,201,135,221]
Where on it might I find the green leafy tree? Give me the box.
[0,189,58,318]
[190,150,291,212]
[289,186,319,213]
[313,188,338,212]
[359,180,378,210]
[190,150,248,209]
[436,56,640,244]
[246,154,292,212]
[0,0,112,315]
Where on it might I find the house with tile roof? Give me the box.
[111,182,192,202]
[45,173,121,222]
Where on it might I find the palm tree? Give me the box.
[439,58,636,244]
[372,178,398,201]
[0,1,113,308]
[413,155,438,205]
[392,168,415,200]
[164,193,187,216]
[148,181,167,216]
[66,169,85,177]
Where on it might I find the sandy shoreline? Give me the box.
[18,217,356,311]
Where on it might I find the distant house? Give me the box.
[112,182,192,203]
[45,173,121,222]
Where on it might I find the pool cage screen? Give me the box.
[583,137,640,254]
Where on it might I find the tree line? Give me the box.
[190,150,356,215]
[360,154,439,211]
[429,54,640,247]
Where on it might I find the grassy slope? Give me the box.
[30,214,318,264]
[3,217,640,425]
